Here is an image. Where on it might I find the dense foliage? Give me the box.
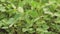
[0,0,60,34]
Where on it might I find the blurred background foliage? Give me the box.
[0,0,60,34]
